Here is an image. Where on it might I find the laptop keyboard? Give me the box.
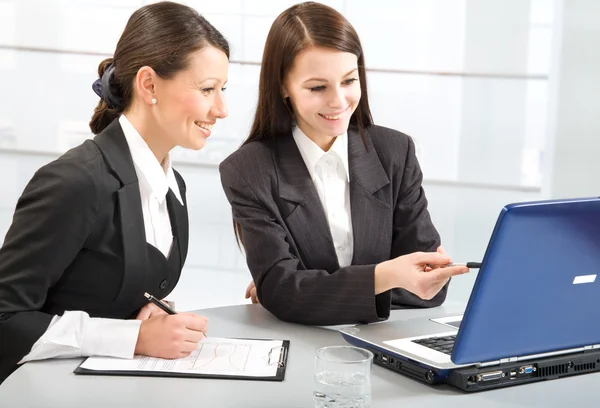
[413,335,456,355]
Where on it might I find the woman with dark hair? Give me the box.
[220,1,468,326]
[0,1,228,382]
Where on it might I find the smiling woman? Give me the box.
[90,3,229,157]
[0,1,227,383]
[283,49,360,151]
[219,1,469,326]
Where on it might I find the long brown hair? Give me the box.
[89,1,229,135]
[234,1,373,247]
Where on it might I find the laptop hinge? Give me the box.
[477,360,501,367]
[499,357,519,364]
[477,358,516,367]
[478,346,599,367]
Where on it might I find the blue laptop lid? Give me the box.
[452,197,600,364]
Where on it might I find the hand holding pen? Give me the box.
[133,293,209,359]
[143,293,207,337]
[424,247,481,271]
[446,262,482,269]
[143,292,177,315]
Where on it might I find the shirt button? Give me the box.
[337,246,345,251]
[326,159,333,165]
[159,279,168,290]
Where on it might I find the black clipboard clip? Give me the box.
[268,346,287,368]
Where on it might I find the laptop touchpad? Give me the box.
[430,315,463,329]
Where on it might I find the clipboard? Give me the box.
[73,338,290,382]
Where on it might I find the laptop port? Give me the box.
[477,370,504,382]
[519,365,535,375]
[381,354,389,364]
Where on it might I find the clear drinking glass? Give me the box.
[313,346,373,408]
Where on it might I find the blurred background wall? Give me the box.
[0,0,598,311]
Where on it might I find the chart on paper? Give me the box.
[78,337,284,378]
[180,342,251,371]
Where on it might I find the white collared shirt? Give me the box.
[119,114,184,257]
[19,115,183,365]
[292,126,354,267]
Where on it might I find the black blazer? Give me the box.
[0,120,189,381]
[219,125,446,326]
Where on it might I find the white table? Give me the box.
[0,303,594,407]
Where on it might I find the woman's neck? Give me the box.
[123,107,172,165]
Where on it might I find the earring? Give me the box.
[151,98,157,105]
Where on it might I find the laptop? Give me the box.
[340,197,600,392]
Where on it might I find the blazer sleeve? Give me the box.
[220,159,391,326]
[0,158,98,381]
[389,135,447,308]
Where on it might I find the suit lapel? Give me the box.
[93,119,148,312]
[274,128,392,270]
[347,128,392,265]
[166,177,189,266]
[275,132,339,271]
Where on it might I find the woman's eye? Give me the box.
[309,85,326,92]
[343,78,358,85]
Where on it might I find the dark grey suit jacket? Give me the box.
[0,120,189,382]
[219,125,446,326]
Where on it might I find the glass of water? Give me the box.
[313,345,373,408]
